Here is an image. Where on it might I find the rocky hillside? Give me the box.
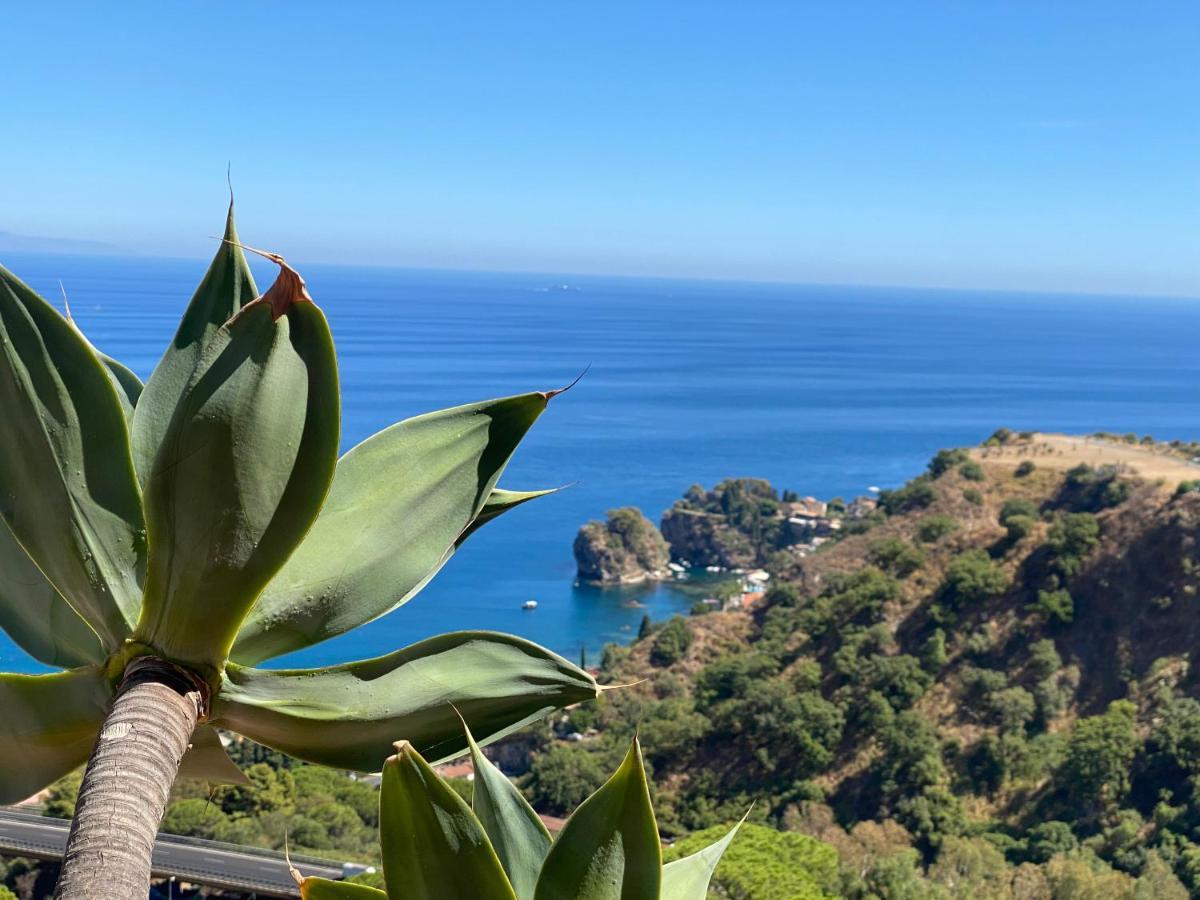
[533,432,1200,897]
[573,507,670,583]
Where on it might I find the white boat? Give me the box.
[522,599,538,610]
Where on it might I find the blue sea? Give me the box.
[3,253,1199,673]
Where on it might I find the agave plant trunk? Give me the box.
[54,659,204,900]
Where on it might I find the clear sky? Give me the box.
[2,3,1197,295]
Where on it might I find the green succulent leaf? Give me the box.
[212,631,598,772]
[231,393,550,665]
[464,716,551,900]
[380,741,516,900]
[456,487,559,548]
[660,816,744,900]
[64,314,144,421]
[132,204,257,488]
[534,738,661,900]
[97,351,144,418]
[176,725,250,786]
[135,260,340,671]
[300,878,386,899]
[0,264,145,649]
[0,519,105,669]
[0,668,110,804]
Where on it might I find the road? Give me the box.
[0,807,350,898]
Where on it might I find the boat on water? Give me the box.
[522,599,538,610]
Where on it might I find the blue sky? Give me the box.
[2,3,1197,295]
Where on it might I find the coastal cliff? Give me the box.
[573,507,670,583]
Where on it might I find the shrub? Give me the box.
[650,616,693,666]
[984,428,1014,447]
[663,823,840,900]
[869,537,926,577]
[929,448,970,478]
[999,498,1039,523]
[917,515,959,544]
[1046,512,1100,576]
[984,686,1037,733]
[1004,514,1037,542]
[958,460,985,482]
[1030,588,1074,625]
[1023,821,1078,863]
[1027,639,1062,680]
[940,550,1008,608]
[1015,460,1036,477]
[880,477,937,515]
[1175,480,1200,498]
[1059,464,1130,512]
[920,629,947,673]
[963,488,983,506]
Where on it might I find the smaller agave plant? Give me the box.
[296,724,742,900]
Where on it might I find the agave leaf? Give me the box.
[380,741,516,900]
[300,878,386,899]
[131,204,257,488]
[534,738,661,900]
[96,355,142,417]
[135,258,339,671]
[177,725,250,786]
[0,519,105,669]
[63,308,144,421]
[97,351,144,418]
[456,487,559,548]
[0,264,144,649]
[464,717,551,900]
[212,632,598,772]
[660,816,745,900]
[230,393,550,665]
[0,668,110,804]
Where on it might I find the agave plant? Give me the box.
[296,727,741,900]
[0,205,598,898]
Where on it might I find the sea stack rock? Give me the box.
[573,507,670,584]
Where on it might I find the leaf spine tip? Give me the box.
[542,363,591,401]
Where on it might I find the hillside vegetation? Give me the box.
[528,431,1200,897]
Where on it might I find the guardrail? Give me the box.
[0,806,354,898]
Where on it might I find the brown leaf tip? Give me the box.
[222,239,315,320]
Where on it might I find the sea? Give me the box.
[3,253,1199,674]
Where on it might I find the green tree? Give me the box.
[1062,700,1139,811]
[161,798,230,840]
[650,616,694,666]
[939,550,1008,610]
[920,629,948,673]
[1023,821,1077,863]
[869,538,926,577]
[928,448,969,478]
[1047,512,1101,575]
[917,515,959,544]
[216,762,295,817]
[1031,588,1074,625]
[44,771,82,820]
[0,209,598,895]
[1004,514,1037,542]
[880,477,937,515]
[525,744,607,815]
[926,836,1010,896]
